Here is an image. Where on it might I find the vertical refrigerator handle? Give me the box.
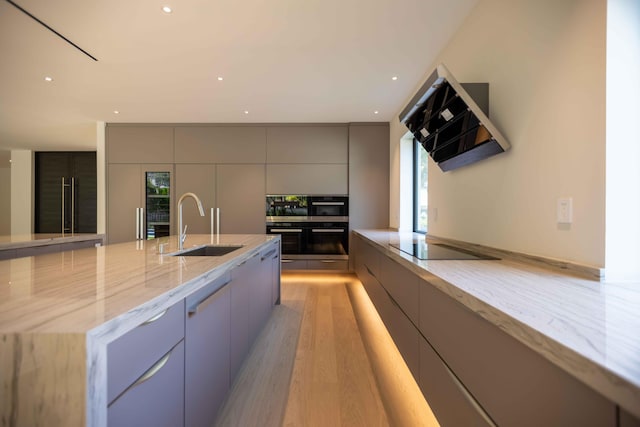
[61,177,65,234]
[71,177,75,234]
[135,208,140,240]
[140,208,144,240]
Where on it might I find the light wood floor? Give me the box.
[214,273,438,427]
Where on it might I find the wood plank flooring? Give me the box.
[214,273,438,427]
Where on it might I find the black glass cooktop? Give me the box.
[390,241,499,260]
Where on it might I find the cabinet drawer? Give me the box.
[419,282,616,426]
[281,259,308,270]
[307,259,348,271]
[108,341,184,427]
[419,338,494,426]
[379,255,420,325]
[107,300,185,404]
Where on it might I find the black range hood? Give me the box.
[399,64,510,172]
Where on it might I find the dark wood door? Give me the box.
[35,152,96,233]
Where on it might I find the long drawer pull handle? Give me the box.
[188,280,231,315]
[321,260,338,263]
[281,259,294,263]
[311,229,345,233]
[132,349,172,389]
[261,249,277,261]
[270,229,302,233]
[443,359,497,426]
[141,309,168,326]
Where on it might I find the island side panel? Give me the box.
[0,333,86,426]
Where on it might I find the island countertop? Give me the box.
[355,229,640,419]
[0,234,278,334]
[0,233,105,250]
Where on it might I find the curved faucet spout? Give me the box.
[177,192,206,250]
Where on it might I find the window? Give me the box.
[414,139,428,233]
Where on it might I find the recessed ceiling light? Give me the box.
[374,110,379,115]
[391,76,398,81]
[217,76,223,81]
[113,110,120,114]
[244,110,249,114]
[44,76,53,82]
[162,6,172,13]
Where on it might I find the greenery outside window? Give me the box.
[414,140,428,233]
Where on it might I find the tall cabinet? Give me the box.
[106,126,175,244]
[35,151,97,233]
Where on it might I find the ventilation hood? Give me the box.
[399,64,510,172]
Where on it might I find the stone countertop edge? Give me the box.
[354,229,640,419]
[0,233,106,250]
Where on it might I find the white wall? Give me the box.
[390,0,607,268]
[10,150,33,235]
[606,0,640,281]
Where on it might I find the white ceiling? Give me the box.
[0,0,477,151]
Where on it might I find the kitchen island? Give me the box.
[353,229,640,426]
[0,234,280,427]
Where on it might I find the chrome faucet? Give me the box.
[177,192,205,250]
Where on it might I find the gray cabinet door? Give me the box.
[419,338,494,426]
[266,125,348,164]
[378,254,420,326]
[174,126,267,164]
[107,164,140,244]
[175,164,216,234]
[229,255,257,384]
[266,164,348,195]
[216,164,266,234]
[248,250,274,344]
[271,245,281,304]
[107,341,185,427]
[106,126,174,164]
[348,124,389,231]
[185,278,231,427]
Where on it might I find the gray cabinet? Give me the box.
[107,164,174,244]
[266,164,348,195]
[353,235,618,427]
[174,164,215,234]
[266,125,348,164]
[348,124,389,230]
[418,279,616,427]
[107,301,185,427]
[419,338,493,426]
[174,126,267,164]
[248,246,276,343]
[106,126,174,164]
[185,273,232,427]
[229,253,259,383]
[174,164,265,235]
[216,164,266,234]
[620,408,640,427]
[107,341,185,427]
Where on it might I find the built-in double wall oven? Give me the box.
[266,195,349,263]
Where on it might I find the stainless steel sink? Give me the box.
[169,245,243,256]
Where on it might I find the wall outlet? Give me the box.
[557,198,573,224]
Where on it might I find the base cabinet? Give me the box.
[108,341,185,427]
[353,234,620,427]
[185,274,232,427]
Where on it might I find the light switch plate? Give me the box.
[557,198,573,224]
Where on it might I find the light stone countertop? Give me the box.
[355,229,640,419]
[0,233,105,250]
[0,234,278,334]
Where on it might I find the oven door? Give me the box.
[266,223,305,255]
[305,223,349,255]
[308,196,348,217]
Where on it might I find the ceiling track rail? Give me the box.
[6,0,98,62]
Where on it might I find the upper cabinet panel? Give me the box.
[266,126,348,164]
[107,126,174,164]
[174,126,267,164]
